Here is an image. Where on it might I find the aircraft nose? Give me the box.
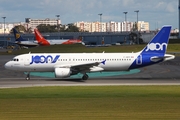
[4,61,12,70]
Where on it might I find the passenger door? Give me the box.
[24,54,30,66]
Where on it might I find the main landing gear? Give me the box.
[82,73,89,80]
[26,72,30,80]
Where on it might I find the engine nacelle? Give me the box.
[55,68,71,78]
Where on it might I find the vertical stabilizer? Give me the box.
[34,29,50,45]
[140,26,171,56]
[13,28,26,42]
[129,26,172,69]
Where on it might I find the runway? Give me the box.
[1,55,180,88]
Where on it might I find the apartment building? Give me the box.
[75,21,107,32]
[0,19,149,34]
[137,21,149,32]
[75,21,140,32]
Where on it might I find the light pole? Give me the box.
[98,13,102,32]
[2,17,6,46]
[56,15,60,39]
[134,10,139,44]
[56,15,60,32]
[123,12,128,31]
[123,12,128,21]
[134,10,139,31]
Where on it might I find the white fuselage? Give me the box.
[47,40,70,45]
[5,53,140,72]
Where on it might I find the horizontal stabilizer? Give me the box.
[150,54,175,62]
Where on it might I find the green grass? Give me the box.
[0,86,180,120]
[1,43,180,55]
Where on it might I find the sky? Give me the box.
[0,0,178,30]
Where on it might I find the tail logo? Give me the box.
[145,43,167,51]
[15,34,20,39]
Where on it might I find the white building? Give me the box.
[121,21,134,32]
[137,21,149,32]
[0,22,26,34]
[25,18,61,31]
[74,21,142,32]
[106,21,121,32]
[75,21,104,32]
[74,21,92,32]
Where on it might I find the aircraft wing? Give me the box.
[71,62,101,72]
[54,60,105,72]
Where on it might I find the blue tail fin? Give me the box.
[140,26,171,56]
[129,26,172,70]
[13,28,26,42]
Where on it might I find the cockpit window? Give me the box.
[13,58,19,61]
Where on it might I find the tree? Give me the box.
[129,32,143,44]
[131,22,138,31]
[36,24,58,33]
[26,27,33,33]
[10,25,27,34]
[63,23,80,32]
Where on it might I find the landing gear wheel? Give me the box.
[26,73,30,80]
[26,77,30,80]
[82,74,89,80]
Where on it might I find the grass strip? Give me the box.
[0,86,180,120]
[2,44,180,55]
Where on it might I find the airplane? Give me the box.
[13,28,39,48]
[5,26,175,80]
[34,28,83,46]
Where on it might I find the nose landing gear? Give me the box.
[26,72,30,80]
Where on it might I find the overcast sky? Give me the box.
[0,0,178,30]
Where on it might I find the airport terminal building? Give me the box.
[0,30,155,48]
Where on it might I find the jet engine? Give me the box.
[55,68,71,78]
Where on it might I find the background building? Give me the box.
[75,21,148,32]
[0,18,149,34]
[0,22,28,34]
[25,18,61,31]
[137,21,149,32]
